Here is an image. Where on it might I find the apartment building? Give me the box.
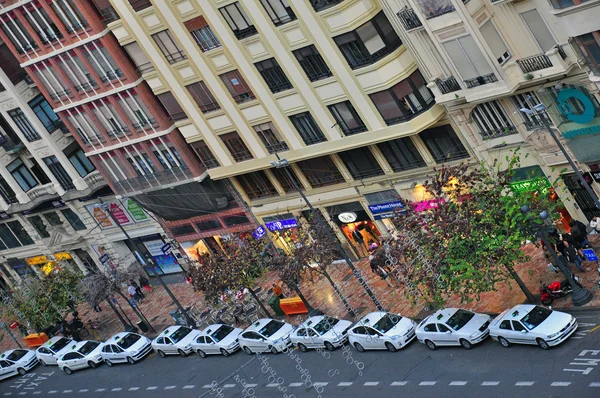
[385,0,600,223]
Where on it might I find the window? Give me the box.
[28,95,61,133]
[338,147,384,179]
[377,137,426,172]
[123,42,154,73]
[222,214,250,226]
[289,112,326,145]
[220,3,257,40]
[82,44,123,82]
[293,45,332,82]
[129,0,153,12]
[51,0,87,32]
[67,148,95,177]
[43,212,62,227]
[189,22,221,52]
[521,10,556,53]
[255,58,293,93]
[220,71,255,103]
[511,321,526,332]
[419,125,469,163]
[438,324,451,333]
[333,12,401,69]
[186,82,220,113]
[196,220,222,231]
[328,101,366,135]
[236,171,278,199]
[61,208,86,231]
[310,0,344,12]
[153,148,183,169]
[545,84,600,122]
[0,178,17,204]
[8,109,41,142]
[0,18,37,53]
[157,92,187,121]
[414,0,455,19]
[471,100,516,140]
[549,0,586,9]
[190,141,220,169]
[296,156,345,188]
[443,36,495,86]
[152,30,186,64]
[423,324,437,332]
[127,152,156,176]
[58,55,96,93]
[499,320,512,330]
[253,122,288,153]
[271,167,302,192]
[29,159,51,184]
[259,0,296,26]
[7,159,37,191]
[575,33,600,75]
[0,221,34,248]
[171,225,196,236]
[29,216,49,238]
[43,156,75,191]
[220,132,253,162]
[480,20,510,64]
[24,8,62,44]
[369,70,434,125]
[512,92,552,130]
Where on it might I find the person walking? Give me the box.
[570,219,589,246]
[139,275,151,293]
[128,283,142,304]
[563,233,585,272]
[131,279,144,299]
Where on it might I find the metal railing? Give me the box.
[479,125,517,140]
[464,73,498,88]
[113,166,194,194]
[517,54,553,74]
[310,0,344,12]
[397,7,423,31]
[100,7,120,24]
[232,26,258,40]
[435,76,461,94]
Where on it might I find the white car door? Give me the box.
[241,332,261,351]
[66,352,86,370]
[497,319,517,343]
[37,347,54,364]
[421,323,439,343]
[0,360,15,380]
[350,326,369,348]
[202,336,215,354]
[164,337,177,354]
[307,328,321,348]
[511,320,532,344]
[364,327,385,349]
[436,323,456,345]
[111,345,127,362]
[195,336,207,353]
[155,337,166,353]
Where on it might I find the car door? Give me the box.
[295,327,308,346]
[37,347,53,364]
[111,345,126,362]
[511,321,531,344]
[0,360,14,380]
[205,336,219,354]
[101,345,113,362]
[497,320,517,342]
[421,323,439,343]
[163,337,177,354]
[364,327,385,349]
[350,327,368,347]
[62,352,81,370]
[436,323,456,345]
[241,332,261,351]
[195,336,207,353]
[154,337,166,353]
[307,328,321,348]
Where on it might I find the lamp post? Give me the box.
[96,199,197,328]
[521,205,593,306]
[270,154,384,312]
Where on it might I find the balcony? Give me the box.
[517,54,553,74]
[26,183,58,203]
[464,73,498,88]
[232,26,258,40]
[83,170,105,191]
[0,135,25,154]
[414,0,455,19]
[397,7,423,31]
[310,0,344,12]
[99,6,120,24]
[435,76,461,94]
[479,125,518,141]
[113,166,195,195]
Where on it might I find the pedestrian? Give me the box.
[272,283,284,299]
[128,283,142,304]
[139,275,151,292]
[92,302,102,312]
[131,279,144,299]
[370,253,393,287]
[570,219,589,246]
[563,233,585,272]
[590,217,600,234]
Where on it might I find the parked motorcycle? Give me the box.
[540,279,573,305]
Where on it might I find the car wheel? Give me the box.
[537,338,550,350]
[243,346,253,355]
[197,349,207,358]
[127,356,136,364]
[269,346,279,354]
[425,340,437,350]
[88,361,97,369]
[17,368,27,376]
[63,367,72,375]
[498,336,510,348]
[460,339,473,350]
[324,342,336,352]
[157,350,166,358]
[297,343,308,352]
[220,348,230,357]
[178,349,187,357]
[105,359,113,367]
[354,342,365,352]
[385,342,397,352]
[39,360,47,367]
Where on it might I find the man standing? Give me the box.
[128,283,142,304]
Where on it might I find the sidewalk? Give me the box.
[2,237,599,351]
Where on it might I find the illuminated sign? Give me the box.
[509,177,551,194]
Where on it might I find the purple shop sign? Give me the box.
[253,225,266,239]
[265,218,298,231]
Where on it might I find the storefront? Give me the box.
[7,258,36,278]
[25,255,59,276]
[364,190,405,234]
[262,214,300,254]
[125,234,184,275]
[326,202,381,257]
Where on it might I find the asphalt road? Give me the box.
[2,308,600,398]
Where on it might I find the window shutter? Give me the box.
[183,16,208,31]
[521,10,556,53]
[480,21,509,63]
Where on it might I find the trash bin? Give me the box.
[170,309,185,325]
[137,320,149,333]
[125,324,138,333]
[268,296,285,316]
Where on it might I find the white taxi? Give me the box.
[348,311,416,352]
[192,324,243,357]
[36,336,73,366]
[57,340,104,375]
[0,349,38,380]
[489,304,578,350]
[238,319,294,354]
[290,315,352,352]
[152,326,201,357]
[100,332,152,366]
[416,308,491,350]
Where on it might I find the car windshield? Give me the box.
[6,350,28,361]
[258,320,284,338]
[372,314,402,334]
[49,338,70,352]
[211,325,234,342]
[446,310,475,331]
[313,317,340,336]
[521,306,553,330]
[116,333,141,349]
[169,327,192,343]
[78,342,100,355]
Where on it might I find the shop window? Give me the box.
[28,95,62,133]
[255,58,293,93]
[43,156,75,191]
[271,167,302,192]
[190,141,220,169]
[296,156,345,188]
[289,112,327,145]
[236,170,278,199]
[29,215,49,238]
[220,2,258,40]
[196,219,222,231]
[338,147,384,180]
[67,147,95,177]
[7,108,41,142]
[253,122,288,154]
[186,81,220,113]
[328,101,367,136]
[152,30,187,64]
[7,158,38,192]
[544,84,600,122]
[157,92,188,121]
[61,208,86,231]
[419,125,469,163]
[293,45,332,82]
[377,137,426,172]
[220,132,253,162]
[222,214,250,226]
[220,70,255,104]
[171,225,196,236]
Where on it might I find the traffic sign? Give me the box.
[99,254,109,264]
[582,248,598,262]
[161,243,172,255]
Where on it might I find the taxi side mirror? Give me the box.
[445,330,452,334]
[520,330,528,334]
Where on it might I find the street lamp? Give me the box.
[521,205,593,306]
[270,154,384,313]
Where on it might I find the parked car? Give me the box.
[416,308,491,350]
[290,315,352,352]
[0,349,39,380]
[35,336,73,366]
[57,340,104,375]
[238,319,294,354]
[100,332,152,366]
[348,311,416,352]
[489,304,577,349]
[192,324,243,357]
[152,326,201,357]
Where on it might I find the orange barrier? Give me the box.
[23,333,49,348]
[279,297,308,316]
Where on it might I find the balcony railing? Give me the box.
[83,170,105,190]
[264,142,289,154]
[435,76,461,94]
[517,54,553,74]
[479,125,517,140]
[310,0,344,12]
[113,166,194,194]
[397,7,423,31]
[232,26,258,40]
[26,183,57,202]
[464,73,498,88]
[415,0,455,19]
[99,6,120,23]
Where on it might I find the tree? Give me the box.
[382,150,562,308]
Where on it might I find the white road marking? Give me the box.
[63,390,72,393]
[364,382,379,386]
[313,382,328,387]
[223,384,235,388]
[182,385,195,389]
[515,381,535,386]
[202,385,213,389]
[391,382,408,386]
[419,381,436,386]
[32,393,41,396]
[572,337,583,339]
[550,382,571,386]
[111,388,122,392]
[338,382,353,386]
[79,390,88,393]
[481,381,500,386]
[245,384,257,388]
[18,394,27,396]
[48,392,57,395]
[3,394,11,397]
[449,381,467,386]
[94,389,105,392]
[589,382,600,387]
[164,386,176,390]
[266,383,279,387]
[146,387,158,390]
[289,383,303,387]
[128,387,139,391]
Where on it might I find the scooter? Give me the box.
[540,279,573,305]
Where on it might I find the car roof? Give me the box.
[357,311,390,326]
[161,326,184,336]
[500,304,536,320]
[109,332,140,342]
[428,308,461,324]
[299,316,325,328]
[203,324,229,335]
[245,318,273,332]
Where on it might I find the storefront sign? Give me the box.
[110,203,132,225]
[143,239,183,275]
[510,177,552,194]
[253,225,267,239]
[337,212,357,223]
[54,252,72,261]
[161,243,172,255]
[87,205,114,228]
[265,218,298,231]
[126,199,148,222]
[582,248,598,262]
[368,201,405,215]
[0,212,11,220]
[26,256,48,265]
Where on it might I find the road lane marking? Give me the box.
[589,382,600,387]
[32,393,41,396]
[128,387,139,391]
[515,381,535,386]
[551,382,571,386]
[419,381,436,386]
[111,388,122,392]
[94,389,105,392]
[146,387,157,390]
[313,382,328,387]
[18,394,27,396]
[449,381,467,386]
[266,384,279,388]
[78,390,88,393]
[482,381,499,386]
[338,382,353,386]
[364,382,379,386]
[391,382,407,386]
[223,384,235,388]
[3,394,11,396]
[63,390,72,393]
[245,384,257,388]
[289,383,303,387]
[202,385,213,389]
[182,385,195,389]
[590,325,600,333]
[164,386,176,390]
[48,392,57,395]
